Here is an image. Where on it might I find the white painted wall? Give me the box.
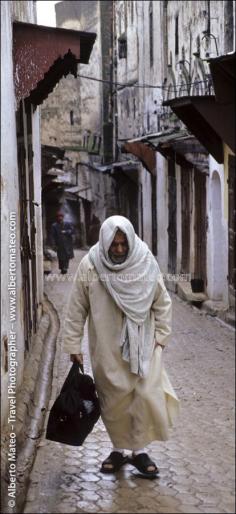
[162,0,234,301]
[156,153,169,273]
[1,1,43,426]
[33,108,44,310]
[1,1,25,426]
[115,0,234,304]
[206,159,228,303]
[140,166,152,250]
[116,0,165,252]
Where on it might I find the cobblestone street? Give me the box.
[23,251,235,514]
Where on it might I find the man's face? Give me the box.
[57,214,64,223]
[108,230,128,264]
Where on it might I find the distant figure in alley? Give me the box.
[63,215,180,477]
[51,212,74,274]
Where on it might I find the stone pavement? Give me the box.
[23,251,235,514]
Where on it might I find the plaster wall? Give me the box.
[41,0,103,147]
[206,160,228,302]
[114,0,233,301]
[33,108,44,308]
[140,166,152,250]
[116,0,164,141]
[115,0,166,253]
[164,1,230,96]
[1,0,39,426]
[41,0,112,225]
[164,0,234,303]
[156,153,169,273]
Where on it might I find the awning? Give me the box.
[13,21,96,106]
[47,167,65,176]
[112,160,139,184]
[208,51,236,104]
[65,186,91,194]
[163,95,234,158]
[121,142,156,175]
[64,185,92,202]
[123,129,209,172]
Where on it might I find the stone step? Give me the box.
[202,299,229,316]
[177,281,208,303]
[225,311,235,328]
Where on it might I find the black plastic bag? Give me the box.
[46,361,100,446]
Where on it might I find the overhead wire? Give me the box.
[76,72,213,92]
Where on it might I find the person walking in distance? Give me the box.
[63,215,179,477]
[51,211,74,274]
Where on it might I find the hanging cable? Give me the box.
[76,72,212,92]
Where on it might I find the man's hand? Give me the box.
[70,353,83,365]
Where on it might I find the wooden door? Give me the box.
[116,173,140,235]
[26,102,38,333]
[16,102,32,351]
[181,167,191,273]
[168,159,177,274]
[228,155,236,303]
[194,169,207,288]
[151,173,157,255]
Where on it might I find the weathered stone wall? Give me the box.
[41,0,115,227]
[40,75,82,148]
[52,0,102,144]
[11,0,36,23]
[114,0,235,298]
[164,0,229,99]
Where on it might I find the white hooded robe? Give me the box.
[63,250,180,450]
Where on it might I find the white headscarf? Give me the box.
[88,215,161,377]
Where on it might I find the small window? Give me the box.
[175,15,179,55]
[147,111,150,132]
[70,110,74,125]
[118,35,127,59]
[149,2,153,67]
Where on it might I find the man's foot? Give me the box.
[100,451,128,474]
[129,453,159,477]
[61,269,67,274]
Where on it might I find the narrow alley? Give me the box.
[1,2,235,513]
[23,251,235,514]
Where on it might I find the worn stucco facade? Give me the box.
[162,0,234,303]
[1,0,44,425]
[41,0,115,239]
[114,0,235,307]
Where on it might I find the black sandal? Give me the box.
[100,451,128,474]
[129,453,159,477]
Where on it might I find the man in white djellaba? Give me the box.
[63,215,180,477]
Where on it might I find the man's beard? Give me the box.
[109,253,127,264]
